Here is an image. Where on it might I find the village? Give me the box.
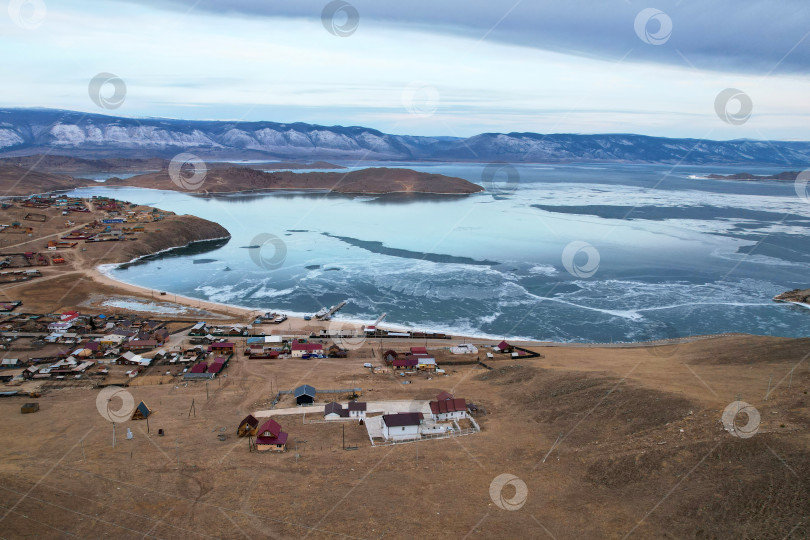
[0,304,545,452]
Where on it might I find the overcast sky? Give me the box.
[2,0,809,139]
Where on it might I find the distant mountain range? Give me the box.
[1,108,809,165]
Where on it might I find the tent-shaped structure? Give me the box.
[237,414,259,437]
[131,401,151,420]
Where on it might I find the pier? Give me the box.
[315,300,347,320]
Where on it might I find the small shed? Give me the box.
[131,401,151,420]
[237,414,259,437]
[21,402,39,414]
[294,384,316,405]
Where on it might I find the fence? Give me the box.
[369,413,481,447]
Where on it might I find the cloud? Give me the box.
[113,0,810,74]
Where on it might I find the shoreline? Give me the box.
[88,262,754,348]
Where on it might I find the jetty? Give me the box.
[315,301,347,320]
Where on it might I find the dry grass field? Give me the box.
[0,335,807,539]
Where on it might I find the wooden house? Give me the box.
[237,414,259,437]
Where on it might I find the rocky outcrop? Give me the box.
[774,289,810,305]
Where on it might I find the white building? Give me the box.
[429,395,468,421]
[348,401,367,418]
[381,413,423,441]
[450,344,478,354]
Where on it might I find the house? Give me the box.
[291,342,324,358]
[153,328,170,343]
[208,342,235,354]
[99,334,126,347]
[255,418,288,452]
[237,415,259,437]
[124,339,157,352]
[294,384,316,405]
[429,397,468,421]
[392,356,417,370]
[416,357,436,371]
[450,344,479,354]
[131,401,151,420]
[0,358,21,369]
[383,350,399,365]
[347,401,367,418]
[324,402,349,420]
[381,412,423,441]
[115,351,151,367]
[436,391,454,401]
[410,346,428,356]
[496,340,513,353]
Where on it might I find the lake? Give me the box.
[69,161,810,342]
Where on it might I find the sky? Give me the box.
[1,0,809,140]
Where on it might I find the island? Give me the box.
[705,171,802,181]
[0,157,482,196]
[105,166,484,195]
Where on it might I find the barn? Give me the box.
[294,384,316,405]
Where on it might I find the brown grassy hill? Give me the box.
[0,164,85,196]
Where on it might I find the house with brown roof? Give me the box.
[347,401,367,419]
[382,412,423,441]
[324,402,349,420]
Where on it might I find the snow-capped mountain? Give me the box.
[1,108,809,165]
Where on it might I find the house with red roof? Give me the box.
[392,356,418,370]
[429,397,468,421]
[496,340,513,353]
[290,342,324,358]
[255,418,288,452]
